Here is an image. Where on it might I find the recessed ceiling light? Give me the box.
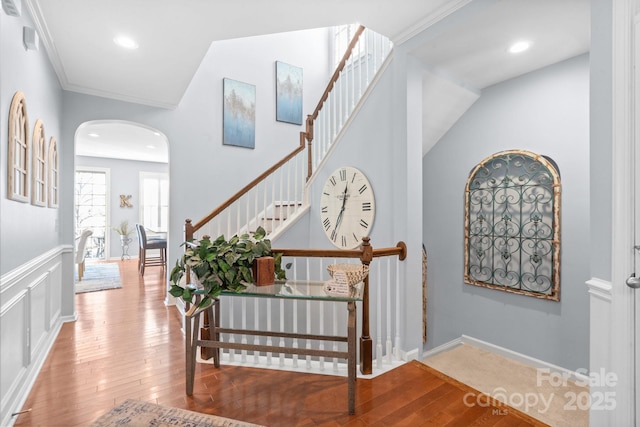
[113,35,138,50]
[88,132,99,137]
[509,41,531,54]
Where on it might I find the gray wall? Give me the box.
[75,155,169,260]
[423,54,590,370]
[589,0,612,281]
[0,9,68,424]
[0,8,64,275]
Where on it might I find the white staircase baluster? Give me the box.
[278,168,284,229]
[270,175,276,233]
[305,259,312,369]
[241,298,247,363]
[263,180,267,232]
[386,258,393,363]
[292,260,299,368]
[254,299,260,364]
[332,299,338,372]
[266,298,272,366]
[254,185,259,232]
[245,193,250,234]
[228,297,235,362]
[286,162,291,221]
[317,259,325,371]
[293,156,299,215]
[376,264,383,368]
[394,257,401,359]
[279,298,285,367]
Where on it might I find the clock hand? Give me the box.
[334,183,349,231]
[335,207,345,230]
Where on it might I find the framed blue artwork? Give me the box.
[275,61,303,125]
[223,78,256,148]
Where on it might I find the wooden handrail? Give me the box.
[309,25,366,122]
[273,239,406,262]
[305,25,366,179]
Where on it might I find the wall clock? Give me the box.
[320,166,375,249]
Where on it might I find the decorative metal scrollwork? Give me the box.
[464,150,561,301]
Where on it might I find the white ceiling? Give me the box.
[24,0,589,161]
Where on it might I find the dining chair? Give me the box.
[135,223,167,276]
[75,229,94,281]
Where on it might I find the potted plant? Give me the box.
[112,220,134,242]
[169,226,286,309]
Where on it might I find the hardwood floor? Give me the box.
[13,260,545,427]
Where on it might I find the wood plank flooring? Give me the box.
[12,260,546,426]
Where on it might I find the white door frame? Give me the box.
[634,13,640,424]
[604,0,638,425]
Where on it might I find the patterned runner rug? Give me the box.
[75,262,122,293]
[91,399,264,427]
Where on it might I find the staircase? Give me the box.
[181,26,408,378]
[184,25,393,244]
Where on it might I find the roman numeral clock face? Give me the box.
[320,166,375,249]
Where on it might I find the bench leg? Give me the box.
[348,301,357,414]
[185,309,200,396]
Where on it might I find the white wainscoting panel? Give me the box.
[586,277,613,427]
[0,290,29,412]
[0,247,70,427]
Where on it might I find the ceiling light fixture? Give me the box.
[113,35,138,50]
[508,41,531,54]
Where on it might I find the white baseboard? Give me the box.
[402,348,420,361]
[424,335,590,385]
[421,337,464,358]
[461,335,590,384]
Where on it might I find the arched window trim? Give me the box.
[8,91,30,203]
[464,149,561,301]
[31,119,47,207]
[48,136,59,208]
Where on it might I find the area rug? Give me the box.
[75,262,122,293]
[91,399,264,427]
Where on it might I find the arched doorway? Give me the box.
[74,120,169,267]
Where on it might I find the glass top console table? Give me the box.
[184,280,362,414]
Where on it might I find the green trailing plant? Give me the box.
[112,220,134,237]
[169,226,286,308]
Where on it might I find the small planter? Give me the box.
[252,256,275,286]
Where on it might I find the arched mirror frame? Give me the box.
[8,91,30,203]
[464,149,561,301]
[31,119,47,207]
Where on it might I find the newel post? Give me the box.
[305,114,314,180]
[184,219,194,284]
[359,237,374,375]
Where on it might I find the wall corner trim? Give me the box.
[585,277,613,302]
